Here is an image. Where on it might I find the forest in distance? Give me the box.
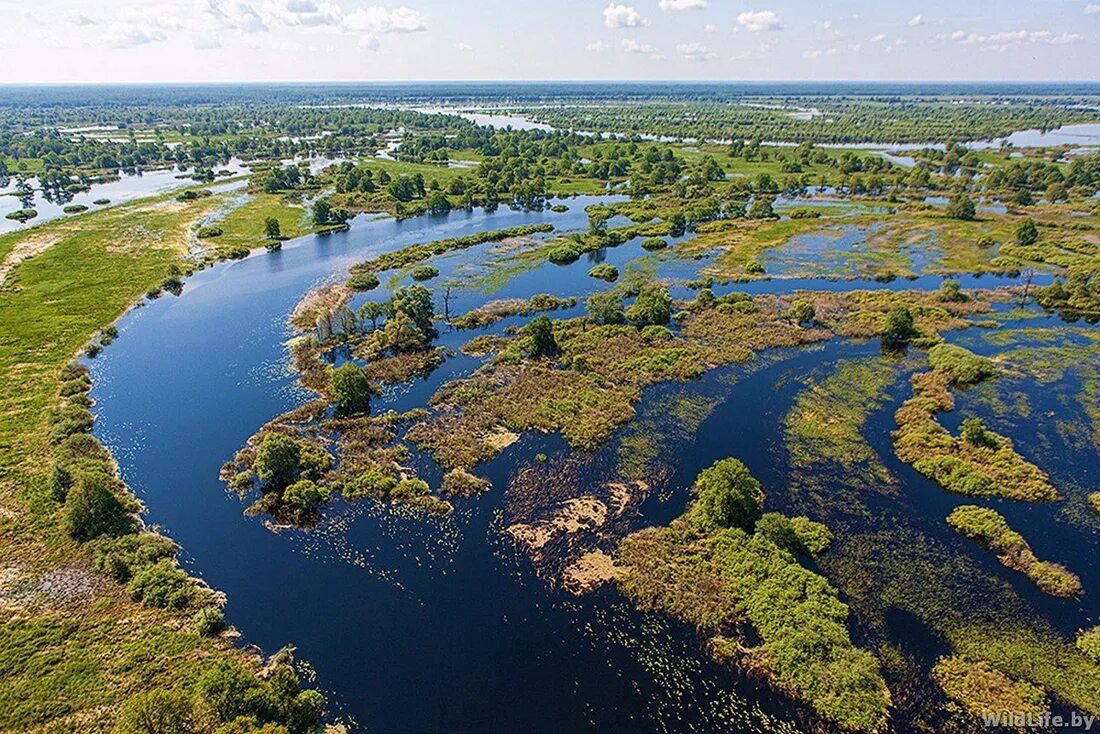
[2,77,1100,734]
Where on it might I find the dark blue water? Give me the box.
[88,199,1099,732]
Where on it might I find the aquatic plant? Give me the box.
[927,343,997,385]
[932,656,1048,717]
[588,263,619,282]
[1078,627,1100,663]
[947,505,1081,597]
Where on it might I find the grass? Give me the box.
[0,187,322,731]
[932,656,1048,717]
[203,191,315,259]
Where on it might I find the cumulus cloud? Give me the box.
[193,34,222,49]
[659,0,707,11]
[604,3,644,28]
[70,13,97,26]
[1086,3,1100,13]
[620,38,660,57]
[908,14,923,26]
[949,28,1083,49]
[343,6,425,34]
[585,40,608,51]
[703,23,717,33]
[871,32,887,42]
[737,10,781,32]
[101,22,167,48]
[199,0,269,32]
[677,41,716,60]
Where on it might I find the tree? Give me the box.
[1016,218,1039,246]
[786,300,815,325]
[264,217,281,240]
[945,193,976,221]
[667,212,686,237]
[390,285,436,339]
[311,199,332,226]
[526,315,559,359]
[253,433,301,486]
[357,301,386,331]
[586,291,625,325]
[283,479,330,511]
[116,689,195,734]
[747,196,778,220]
[961,417,997,449]
[689,458,764,532]
[63,472,135,541]
[626,284,672,326]
[425,191,451,215]
[196,659,270,725]
[880,306,915,347]
[329,362,375,414]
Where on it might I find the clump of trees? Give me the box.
[880,305,915,347]
[688,457,764,532]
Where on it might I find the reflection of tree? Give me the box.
[586,248,607,264]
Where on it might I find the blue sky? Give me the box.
[0,0,1096,83]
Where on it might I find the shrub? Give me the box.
[938,279,970,303]
[976,235,995,248]
[282,479,330,511]
[115,688,196,734]
[928,344,997,385]
[127,559,196,609]
[63,472,135,541]
[329,362,376,414]
[880,306,915,347]
[195,606,226,636]
[945,194,976,221]
[526,315,560,359]
[197,225,224,238]
[63,204,88,214]
[1078,627,1100,663]
[548,244,581,264]
[626,284,672,326]
[343,467,398,500]
[411,265,438,281]
[1016,218,1039,246]
[253,433,301,485]
[789,515,833,555]
[786,300,815,325]
[346,272,380,291]
[92,532,177,582]
[961,418,998,449]
[588,264,619,282]
[440,469,492,497]
[641,237,668,251]
[1089,492,1100,518]
[586,291,625,325]
[689,458,764,532]
[196,659,271,725]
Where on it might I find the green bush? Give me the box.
[785,300,815,325]
[1016,218,1039,246]
[346,272,380,291]
[961,418,998,449]
[92,532,177,582]
[410,265,438,281]
[1089,492,1100,518]
[194,606,226,637]
[127,559,197,610]
[342,467,398,500]
[115,688,195,734]
[63,472,135,541]
[548,244,581,264]
[329,362,376,414]
[928,344,997,385]
[525,315,560,359]
[588,264,619,282]
[626,284,672,326]
[641,237,668,251]
[689,458,764,532]
[282,479,330,511]
[586,291,625,325]
[1078,627,1100,663]
[880,306,915,347]
[253,433,301,485]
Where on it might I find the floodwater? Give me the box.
[88,198,1100,732]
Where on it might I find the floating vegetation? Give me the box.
[893,346,1059,502]
[932,656,1048,718]
[615,459,891,732]
[947,505,1082,597]
[450,293,575,329]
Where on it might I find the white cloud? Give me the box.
[1085,3,1100,13]
[193,34,222,49]
[871,32,887,42]
[604,3,644,28]
[737,10,781,32]
[659,0,707,11]
[343,7,425,34]
[802,47,837,59]
[703,23,717,33]
[101,22,168,48]
[585,40,608,51]
[908,14,923,27]
[677,42,716,60]
[70,13,96,26]
[456,42,472,51]
[949,28,1083,49]
[199,0,269,33]
[621,38,657,54]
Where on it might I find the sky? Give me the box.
[0,0,1097,83]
